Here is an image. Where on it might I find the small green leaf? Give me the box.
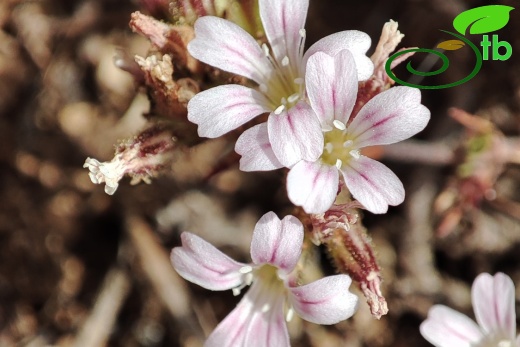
[453,5,514,35]
[437,40,465,50]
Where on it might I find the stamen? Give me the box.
[322,124,333,132]
[232,279,251,296]
[280,97,287,105]
[498,341,512,347]
[325,143,333,154]
[349,149,360,159]
[335,159,343,169]
[261,304,270,313]
[286,307,295,322]
[333,120,346,130]
[296,77,305,99]
[239,265,253,274]
[274,105,285,115]
[343,140,353,147]
[298,29,306,59]
[244,272,254,286]
[281,56,289,66]
[287,93,300,103]
[262,43,270,56]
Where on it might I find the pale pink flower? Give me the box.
[420,272,520,347]
[171,212,358,347]
[188,0,374,168]
[238,49,430,214]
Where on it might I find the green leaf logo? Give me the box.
[437,40,465,51]
[453,5,514,35]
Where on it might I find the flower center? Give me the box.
[233,264,284,297]
[259,29,306,114]
[255,264,285,291]
[319,120,360,169]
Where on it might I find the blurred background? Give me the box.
[0,0,519,346]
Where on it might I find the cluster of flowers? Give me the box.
[186,0,430,215]
[171,0,520,344]
[170,0,429,345]
[83,0,519,345]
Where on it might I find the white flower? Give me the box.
[187,0,374,168]
[171,212,359,347]
[420,272,520,347]
[238,49,430,214]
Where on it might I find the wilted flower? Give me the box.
[171,211,359,346]
[420,272,519,347]
[84,124,176,195]
[188,0,373,168]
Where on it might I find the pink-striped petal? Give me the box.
[288,275,358,325]
[420,305,482,347]
[287,160,339,214]
[205,281,290,347]
[303,30,373,81]
[187,84,271,138]
[341,155,404,214]
[250,212,303,273]
[348,86,430,148]
[235,123,283,172]
[472,273,516,338]
[267,101,323,167]
[171,232,246,291]
[188,16,272,85]
[306,50,358,127]
[204,290,253,347]
[259,0,308,69]
[243,289,289,347]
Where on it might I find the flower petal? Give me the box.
[287,160,339,214]
[204,291,253,347]
[235,123,283,172]
[420,305,482,347]
[205,281,290,347]
[250,212,303,273]
[268,101,323,167]
[341,155,404,214]
[348,86,430,148]
[289,275,358,325]
[188,84,271,138]
[306,50,358,127]
[171,232,246,291]
[259,0,308,70]
[304,30,374,81]
[472,272,516,338]
[188,16,271,85]
[244,288,289,347]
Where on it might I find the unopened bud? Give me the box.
[315,206,388,319]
